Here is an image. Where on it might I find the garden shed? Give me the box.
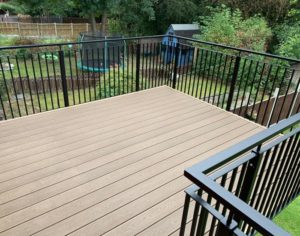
[161,24,199,65]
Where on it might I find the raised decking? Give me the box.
[0,86,264,236]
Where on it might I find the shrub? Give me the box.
[276,23,300,59]
[195,6,272,52]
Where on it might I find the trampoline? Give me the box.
[77,32,126,72]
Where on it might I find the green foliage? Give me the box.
[11,0,76,16]
[0,36,69,58]
[108,0,157,35]
[0,77,6,102]
[215,0,292,26]
[195,6,272,52]
[288,0,300,22]
[154,0,199,34]
[73,0,112,18]
[278,35,300,59]
[0,2,24,14]
[98,69,136,97]
[276,22,300,59]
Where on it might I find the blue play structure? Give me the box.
[161,24,199,66]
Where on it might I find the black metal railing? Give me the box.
[180,112,300,236]
[0,35,299,124]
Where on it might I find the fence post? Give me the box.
[135,42,141,91]
[172,43,180,89]
[226,55,241,111]
[58,48,69,107]
[71,23,74,36]
[86,23,89,32]
[37,23,40,36]
[17,22,20,36]
[54,22,57,37]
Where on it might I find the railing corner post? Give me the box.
[172,43,180,89]
[226,55,241,111]
[135,42,141,91]
[58,49,69,107]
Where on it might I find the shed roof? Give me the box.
[168,24,199,39]
[170,24,199,31]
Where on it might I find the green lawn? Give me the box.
[0,71,139,119]
[273,196,300,236]
[177,75,228,97]
[1,55,78,79]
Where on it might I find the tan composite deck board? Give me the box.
[0,107,223,193]
[0,103,212,174]
[0,95,196,151]
[0,112,235,213]
[0,90,193,148]
[0,114,238,223]
[68,126,262,236]
[1,122,258,235]
[0,99,211,168]
[0,86,264,236]
[135,128,263,236]
[0,87,172,132]
[0,89,170,136]
[0,89,195,146]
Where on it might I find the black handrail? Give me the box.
[1,34,299,64]
[174,35,300,63]
[0,35,165,50]
[0,35,299,123]
[185,112,300,175]
[182,113,300,236]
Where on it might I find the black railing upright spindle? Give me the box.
[172,43,180,89]
[135,43,141,91]
[226,55,241,111]
[58,48,69,107]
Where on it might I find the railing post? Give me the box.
[179,194,190,236]
[58,48,69,107]
[226,55,241,111]
[215,222,235,236]
[235,145,261,226]
[239,148,261,201]
[172,43,180,89]
[136,42,141,91]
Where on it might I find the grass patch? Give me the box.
[273,196,300,236]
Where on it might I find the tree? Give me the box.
[195,6,272,52]
[276,22,300,59]
[154,0,199,34]
[11,0,76,17]
[73,0,119,33]
[200,0,293,26]
[108,0,157,35]
[0,2,24,15]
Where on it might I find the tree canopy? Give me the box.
[195,6,272,52]
[5,0,300,58]
[276,22,300,59]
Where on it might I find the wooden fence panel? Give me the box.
[0,22,102,38]
[234,92,300,126]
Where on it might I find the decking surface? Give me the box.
[0,86,263,236]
